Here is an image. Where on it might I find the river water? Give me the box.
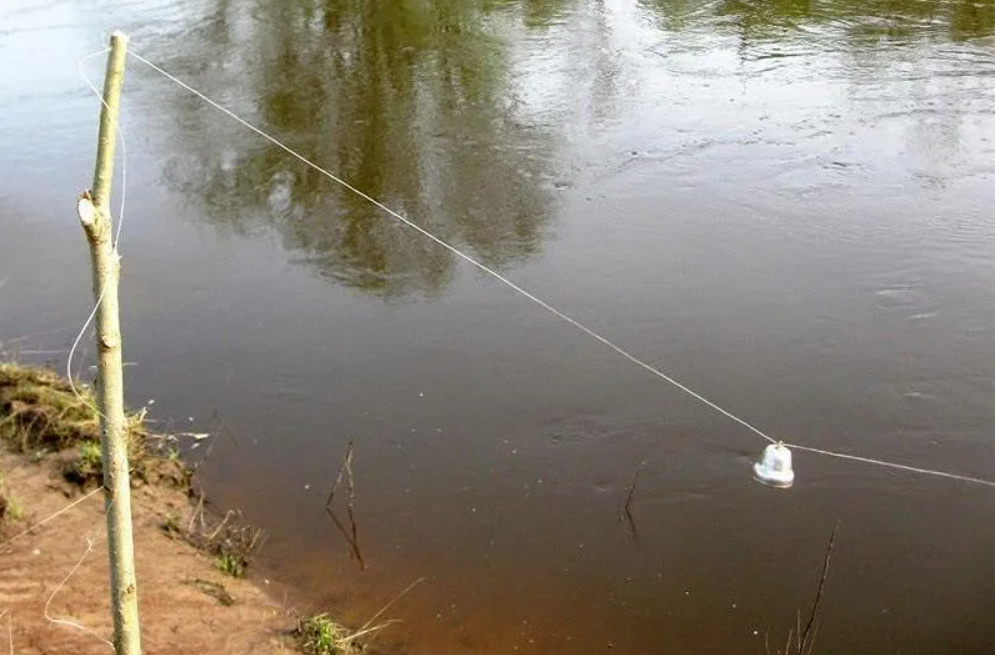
[2,1,994,653]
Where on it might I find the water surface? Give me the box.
[2,1,994,653]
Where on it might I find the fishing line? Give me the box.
[119,48,994,489]
[43,537,115,651]
[124,49,777,445]
[786,443,995,488]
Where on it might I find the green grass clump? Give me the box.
[64,440,104,486]
[216,551,247,578]
[298,614,353,655]
[78,440,102,468]
[0,474,24,524]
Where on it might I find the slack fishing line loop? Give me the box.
[67,47,129,418]
[79,45,993,491]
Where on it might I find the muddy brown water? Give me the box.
[2,1,994,653]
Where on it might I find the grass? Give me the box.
[297,578,423,655]
[0,362,192,489]
[297,614,353,655]
[216,551,246,579]
[0,361,265,582]
[7,497,24,521]
[0,363,145,456]
[162,499,263,580]
[0,473,24,524]
[65,439,103,486]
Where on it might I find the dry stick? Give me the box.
[624,461,644,516]
[345,452,355,512]
[619,461,644,544]
[325,439,355,508]
[195,432,218,470]
[189,410,242,470]
[190,412,237,469]
[324,439,365,566]
[211,410,241,450]
[206,510,235,541]
[619,500,640,545]
[324,506,366,570]
[347,507,360,562]
[803,626,820,655]
[358,577,426,634]
[799,520,841,655]
[188,492,205,534]
[77,31,141,655]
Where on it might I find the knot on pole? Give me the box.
[77,191,97,226]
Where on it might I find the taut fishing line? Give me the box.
[68,45,995,489]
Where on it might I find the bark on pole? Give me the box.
[76,31,143,655]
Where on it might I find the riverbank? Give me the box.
[0,363,351,654]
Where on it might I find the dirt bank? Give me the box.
[0,449,293,654]
[0,363,337,654]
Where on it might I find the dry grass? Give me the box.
[161,498,264,580]
[0,362,335,653]
[0,363,191,489]
[0,363,109,452]
[1,362,260,581]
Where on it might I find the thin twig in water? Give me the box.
[799,520,841,654]
[324,439,364,566]
[618,460,645,544]
[347,618,402,643]
[325,506,366,570]
[196,432,218,470]
[345,450,355,512]
[212,410,241,450]
[624,461,644,516]
[619,501,640,544]
[325,438,354,508]
[359,577,425,633]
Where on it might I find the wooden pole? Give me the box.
[75,31,142,655]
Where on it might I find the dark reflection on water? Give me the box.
[151,0,576,297]
[2,1,995,654]
[643,0,995,42]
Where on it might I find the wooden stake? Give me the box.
[76,31,142,655]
